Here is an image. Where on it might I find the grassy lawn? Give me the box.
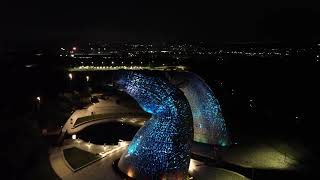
[220,141,301,170]
[74,112,149,127]
[63,147,100,170]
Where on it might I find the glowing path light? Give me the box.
[99,142,129,158]
[169,72,230,146]
[115,72,193,179]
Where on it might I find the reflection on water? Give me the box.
[78,121,139,145]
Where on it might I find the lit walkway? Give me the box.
[53,95,253,179]
[58,96,146,143]
[49,147,73,178]
[50,139,251,180]
[50,139,129,180]
[63,148,125,180]
[189,159,250,180]
[191,139,300,171]
[53,95,147,179]
[220,142,299,170]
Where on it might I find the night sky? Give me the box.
[1,1,320,48]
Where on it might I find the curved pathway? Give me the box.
[50,139,129,180]
[58,96,147,144]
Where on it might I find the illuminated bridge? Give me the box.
[115,72,193,179]
[168,72,230,146]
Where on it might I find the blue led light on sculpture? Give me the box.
[115,72,193,179]
[169,72,230,146]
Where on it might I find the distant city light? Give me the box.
[36,97,41,102]
[231,89,235,95]
[111,61,114,64]
[72,47,77,51]
[86,76,90,82]
[25,64,34,68]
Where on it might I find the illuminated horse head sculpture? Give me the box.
[168,72,230,146]
[115,72,193,180]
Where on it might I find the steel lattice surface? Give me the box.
[168,72,230,146]
[115,71,193,179]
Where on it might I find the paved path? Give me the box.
[191,139,299,171]
[49,147,73,178]
[58,97,146,143]
[63,147,125,180]
[220,143,299,170]
[53,95,146,179]
[50,139,129,180]
[52,95,253,180]
[51,139,249,180]
[189,159,250,180]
